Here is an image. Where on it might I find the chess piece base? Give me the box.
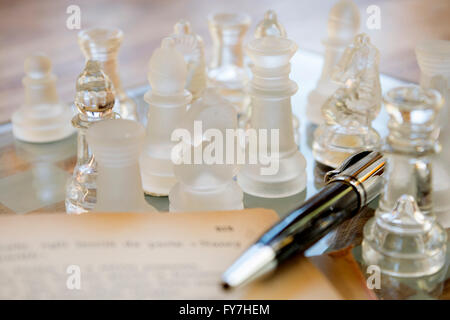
[12,104,74,143]
[169,181,243,212]
[237,151,307,198]
[313,124,381,168]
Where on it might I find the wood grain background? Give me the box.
[0,0,449,123]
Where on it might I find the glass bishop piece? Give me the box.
[363,195,447,277]
[379,85,443,216]
[65,60,117,214]
[78,28,138,121]
[313,33,382,168]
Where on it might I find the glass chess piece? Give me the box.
[87,119,157,213]
[170,19,207,101]
[254,9,286,38]
[380,85,443,217]
[307,0,360,125]
[169,89,243,212]
[78,27,138,121]
[416,40,450,219]
[65,60,118,214]
[252,10,300,144]
[363,194,447,277]
[313,33,381,169]
[208,12,251,125]
[236,35,307,198]
[140,38,192,196]
[11,53,74,143]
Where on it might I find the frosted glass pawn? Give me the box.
[237,36,307,198]
[169,89,243,212]
[140,38,192,196]
[78,28,138,121]
[65,60,117,214]
[12,53,74,143]
[313,34,381,169]
[170,20,207,101]
[87,119,157,213]
[363,195,447,277]
[307,0,360,125]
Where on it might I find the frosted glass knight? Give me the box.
[170,20,207,101]
[313,33,381,169]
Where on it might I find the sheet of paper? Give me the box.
[0,209,342,299]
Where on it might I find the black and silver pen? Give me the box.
[221,151,385,289]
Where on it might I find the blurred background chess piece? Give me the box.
[12,53,74,143]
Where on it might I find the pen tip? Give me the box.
[221,281,231,290]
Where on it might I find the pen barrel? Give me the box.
[261,182,360,260]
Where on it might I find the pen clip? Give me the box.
[324,151,372,183]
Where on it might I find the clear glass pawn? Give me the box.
[78,28,138,121]
[65,60,117,214]
[379,85,443,216]
[363,195,447,277]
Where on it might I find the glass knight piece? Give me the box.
[170,20,207,101]
[313,33,381,168]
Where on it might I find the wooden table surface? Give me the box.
[0,0,449,124]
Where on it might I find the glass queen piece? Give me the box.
[313,33,381,168]
[65,61,117,214]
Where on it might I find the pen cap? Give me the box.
[325,151,385,207]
